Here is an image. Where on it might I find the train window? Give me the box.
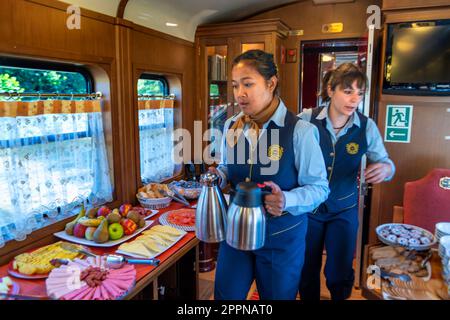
[0,60,113,244]
[137,75,176,183]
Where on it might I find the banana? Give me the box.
[77,216,104,227]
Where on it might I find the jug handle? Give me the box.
[257,183,273,196]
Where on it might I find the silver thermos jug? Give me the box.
[195,172,228,243]
[226,182,272,251]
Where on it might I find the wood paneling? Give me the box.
[117,0,129,18]
[382,0,450,11]
[247,0,382,111]
[0,0,195,259]
[369,97,450,243]
[368,5,450,244]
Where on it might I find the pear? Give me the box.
[93,219,110,243]
[65,203,86,235]
[87,207,99,219]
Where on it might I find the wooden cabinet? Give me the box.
[195,19,290,156]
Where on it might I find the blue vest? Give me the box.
[310,107,368,213]
[226,111,299,191]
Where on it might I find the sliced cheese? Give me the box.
[119,242,153,258]
[150,225,183,236]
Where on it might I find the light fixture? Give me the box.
[165,22,178,27]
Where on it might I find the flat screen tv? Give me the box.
[383,19,450,96]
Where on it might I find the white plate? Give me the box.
[144,210,159,220]
[116,229,187,259]
[159,210,195,232]
[54,220,154,247]
[436,222,450,235]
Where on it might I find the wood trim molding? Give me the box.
[382,0,450,11]
[117,0,129,18]
[196,18,291,38]
[383,7,450,24]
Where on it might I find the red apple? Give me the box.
[73,223,88,238]
[97,206,111,218]
[120,219,137,235]
[131,206,146,216]
[119,204,132,217]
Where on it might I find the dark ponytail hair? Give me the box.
[319,63,367,102]
[232,49,279,96]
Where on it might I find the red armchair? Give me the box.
[393,168,450,232]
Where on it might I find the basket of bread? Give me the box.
[137,183,172,209]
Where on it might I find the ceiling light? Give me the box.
[166,22,178,27]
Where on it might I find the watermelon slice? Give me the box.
[167,209,195,227]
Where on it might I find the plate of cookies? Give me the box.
[376,223,437,251]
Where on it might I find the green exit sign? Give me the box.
[384,105,413,143]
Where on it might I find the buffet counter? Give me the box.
[0,201,200,300]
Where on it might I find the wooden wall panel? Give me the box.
[0,0,195,261]
[0,0,116,62]
[246,0,382,112]
[367,5,450,244]
[383,0,450,11]
[369,97,450,243]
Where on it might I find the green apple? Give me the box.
[108,223,124,240]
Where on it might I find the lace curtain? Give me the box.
[138,99,176,183]
[0,99,113,246]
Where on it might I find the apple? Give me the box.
[120,219,137,235]
[73,223,88,238]
[97,206,111,218]
[119,204,132,217]
[85,227,97,241]
[131,206,146,216]
[108,223,124,240]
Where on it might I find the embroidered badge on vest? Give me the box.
[440,177,450,190]
[268,144,284,161]
[346,142,359,155]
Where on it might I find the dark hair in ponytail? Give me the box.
[319,63,367,102]
[232,49,279,96]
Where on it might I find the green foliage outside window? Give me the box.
[0,66,87,99]
[138,79,164,96]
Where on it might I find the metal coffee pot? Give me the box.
[226,182,272,251]
[195,172,228,243]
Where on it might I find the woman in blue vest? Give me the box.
[210,50,329,300]
[298,63,395,300]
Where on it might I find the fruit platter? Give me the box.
[0,276,19,300]
[46,255,136,300]
[117,225,187,259]
[376,223,437,251]
[159,208,196,232]
[169,180,202,199]
[54,203,155,247]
